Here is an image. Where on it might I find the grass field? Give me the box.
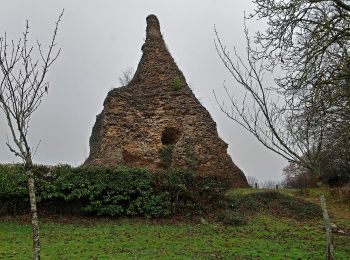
[1,188,349,259]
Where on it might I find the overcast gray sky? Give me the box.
[0,0,287,182]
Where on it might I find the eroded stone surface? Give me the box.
[85,15,248,187]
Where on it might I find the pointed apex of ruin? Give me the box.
[130,15,184,86]
[146,14,161,39]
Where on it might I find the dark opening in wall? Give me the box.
[161,127,181,145]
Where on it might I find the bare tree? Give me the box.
[214,1,350,258]
[259,180,277,189]
[214,26,326,176]
[214,0,350,182]
[0,11,63,260]
[246,176,259,188]
[250,0,350,181]
[118,67,134,86]
[282,162,318,189]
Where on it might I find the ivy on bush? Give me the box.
[158,145,174,168]
[0,164,226,218]
[0,164,28,214]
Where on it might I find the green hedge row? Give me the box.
[0,164,227,218]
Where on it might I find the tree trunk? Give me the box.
[320,193,334,260]
[27,169,41,260]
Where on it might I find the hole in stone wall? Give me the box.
[161,127,181,145]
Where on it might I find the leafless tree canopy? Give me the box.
[214,0,350,178]
[0,14,63,164]
[246,176,259,187]
[251,0,350,149]
[118,67,134,86]
[214,26,323,173]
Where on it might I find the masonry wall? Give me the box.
[85,15,248,187]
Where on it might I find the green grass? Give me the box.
[227,187,300,197]
[1,215,350,259]
[229,187,350,228]
[1,188,349,259]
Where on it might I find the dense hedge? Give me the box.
[0,164,227,218]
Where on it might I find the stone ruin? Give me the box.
[85,15,248,187]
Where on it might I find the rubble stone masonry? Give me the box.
[85,15,248,187]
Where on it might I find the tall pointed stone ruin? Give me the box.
[85,15,248,187]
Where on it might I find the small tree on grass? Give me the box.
[0,11,63,260]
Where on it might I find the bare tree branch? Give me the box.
[0,10,63,260]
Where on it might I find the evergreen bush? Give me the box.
[0,164,226,218]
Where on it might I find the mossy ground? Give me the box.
[1,188,349,259]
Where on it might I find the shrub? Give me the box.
[218,210,248,226]
[0,164,228,218]
[0,165,171,217]
[171,77,182,91]
[127,192,171,218]
[158,145,174,168]
[0,164,28,214]
[228,191,322,220]
[153,170,227,215]
[330,184,350,202]
[157,170,199,213]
